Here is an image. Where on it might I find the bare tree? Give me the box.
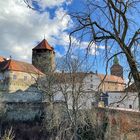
[69,0,140,110]
[47,53,108,140]
[30,48,106,139]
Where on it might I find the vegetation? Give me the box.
[1,127,15,140]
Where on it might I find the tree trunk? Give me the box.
[125,48,140,110]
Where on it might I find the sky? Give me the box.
[0,0,130,76]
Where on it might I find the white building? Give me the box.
[108,91,139,110]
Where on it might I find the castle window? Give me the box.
[90,84,93,88]
[13,75,17,80]
[129,105,132,109]
[24,76,27,81]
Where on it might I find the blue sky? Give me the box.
[0,0,134,78]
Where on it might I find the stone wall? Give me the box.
[0,102,46,121]
[95,107,140,140]
[32,50,55,74]
[0,101,66,140]
[1,101,140,139]
[0,100,65,121]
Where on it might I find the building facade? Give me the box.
[97,74,125,92]
[0,59,43,93]
[0,39,125,95]
[108,91,139,110]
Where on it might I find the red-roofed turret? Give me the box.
[32,39,55,74]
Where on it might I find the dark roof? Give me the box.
[0,59,44,74]
[33,39,54,51]
[110,63,123,69]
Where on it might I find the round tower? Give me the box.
[110,55,123,78]
[32,39,55,74]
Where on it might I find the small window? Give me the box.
[129,105,132,109]
[90,84,93,88]
[117,105,119,107]
[13,75,17,80]
[24,76,27,81]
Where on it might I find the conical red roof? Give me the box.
[33,39,54,51]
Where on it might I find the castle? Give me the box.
[0,39,125,94]
[0,39,55,93]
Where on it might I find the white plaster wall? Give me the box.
[53,73,99,109]
[108,92,139,110]
[83,74,101,91]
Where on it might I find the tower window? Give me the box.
[13,75,17,80]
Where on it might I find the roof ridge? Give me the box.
[10,59,31,65]
[0,59,44,75]
[32,39,54,51]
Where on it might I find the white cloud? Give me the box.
[0,0,72,62]
[56,33,105,55]
[37,0,65,8]
[79,41,105,55]
[0,0,103,64]
[34,0,72,9]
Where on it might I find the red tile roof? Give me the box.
[0,59,44,75]
[0,56,6,62]
[33,39,54,51]
[97,74,124,84]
